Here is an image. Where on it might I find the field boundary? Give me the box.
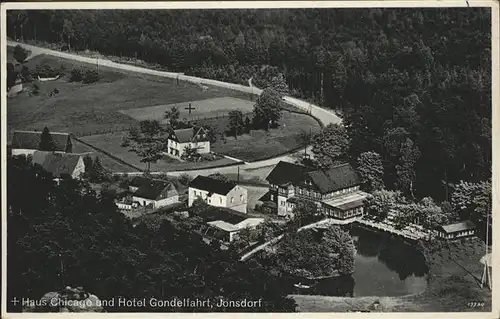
[73,136,142,172]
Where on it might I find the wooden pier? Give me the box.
[355,218,432,241]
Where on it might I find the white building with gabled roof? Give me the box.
[166,127,210,158]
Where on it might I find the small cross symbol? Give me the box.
[185,103,196,114]
[11,297,19,305]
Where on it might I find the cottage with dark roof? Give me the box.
[132,179,179,209]
[437,220,476,240]
[198,206,264,242]
[166,127,210,158]
[265,161,368,219]
[188,175,248,214]
[11,130,73,156]
[31,151,85,180]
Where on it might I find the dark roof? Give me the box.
[200,206,248,225]
[134,180,178,200]
[306,163,360,193]
[173,128,194,143]
[32,151,82,177]
[130,176,151,188]
[11,130,71,152]
[266,161,311,186]
[189,175,236,195]
[171,127,209,143]
[258,191,273,202]
[439,220,476,234]
[333,199,365,211]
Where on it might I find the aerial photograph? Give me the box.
[3,3,494,314]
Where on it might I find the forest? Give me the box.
[7,155,296,312]
[6,8,491,199]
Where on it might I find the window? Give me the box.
[240,194,243,201]
[281,201,285,206]
[219,197,222,204]
[270,194,274,201]
[231,197,234,203]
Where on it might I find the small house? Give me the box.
[200,206,264,242]
[437,220,476,240]
[132,179,179,209]
[188,175,248,214]
[11,130,73,156]
[166,127,210,158]
[31,151,85,180]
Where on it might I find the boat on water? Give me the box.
[293,282,311,289]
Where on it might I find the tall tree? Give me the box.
[39,127,56,151]
[311,123,350,169]
[253,88,283,130]
[13,44,28,63]
[268,73,289,97]
[133,141,164,172]
[365,189,405,222]
[275,226,355,278]
[395,138,421,199]
[227,110,244,139]
[164,107,180,127]
[356,151,385,191]
[90,157,108,182]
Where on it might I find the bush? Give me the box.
[31,80,41,95]
[70,68,84,82]
[83,69,100,84]
[13,44,28,63]
[178,173,192,186]
[35,64,59,78]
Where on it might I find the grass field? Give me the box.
[8,53,321,169]
[78,132,239,172]
[72,139,139,173]
[197,111,321,162]
[7,54,250,138]
[119,97,254,123]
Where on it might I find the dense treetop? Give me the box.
[7,8,491,199]
[7,155,296,312]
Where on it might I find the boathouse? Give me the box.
[436,220,476,240]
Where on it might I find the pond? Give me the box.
[289,224,429,297]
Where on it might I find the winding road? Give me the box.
[8,41,342,177]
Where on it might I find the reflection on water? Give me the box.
[290,224,429,297]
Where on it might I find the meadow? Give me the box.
[7,54,250,138]
[196,111,321,162]
[119,97,254,123]
[78,132,239,172]
[8,53,321,171]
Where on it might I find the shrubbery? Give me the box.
[34,64,60,78]
[70,68,100,83]
[83,69,100,83]
[70,68,84,82]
